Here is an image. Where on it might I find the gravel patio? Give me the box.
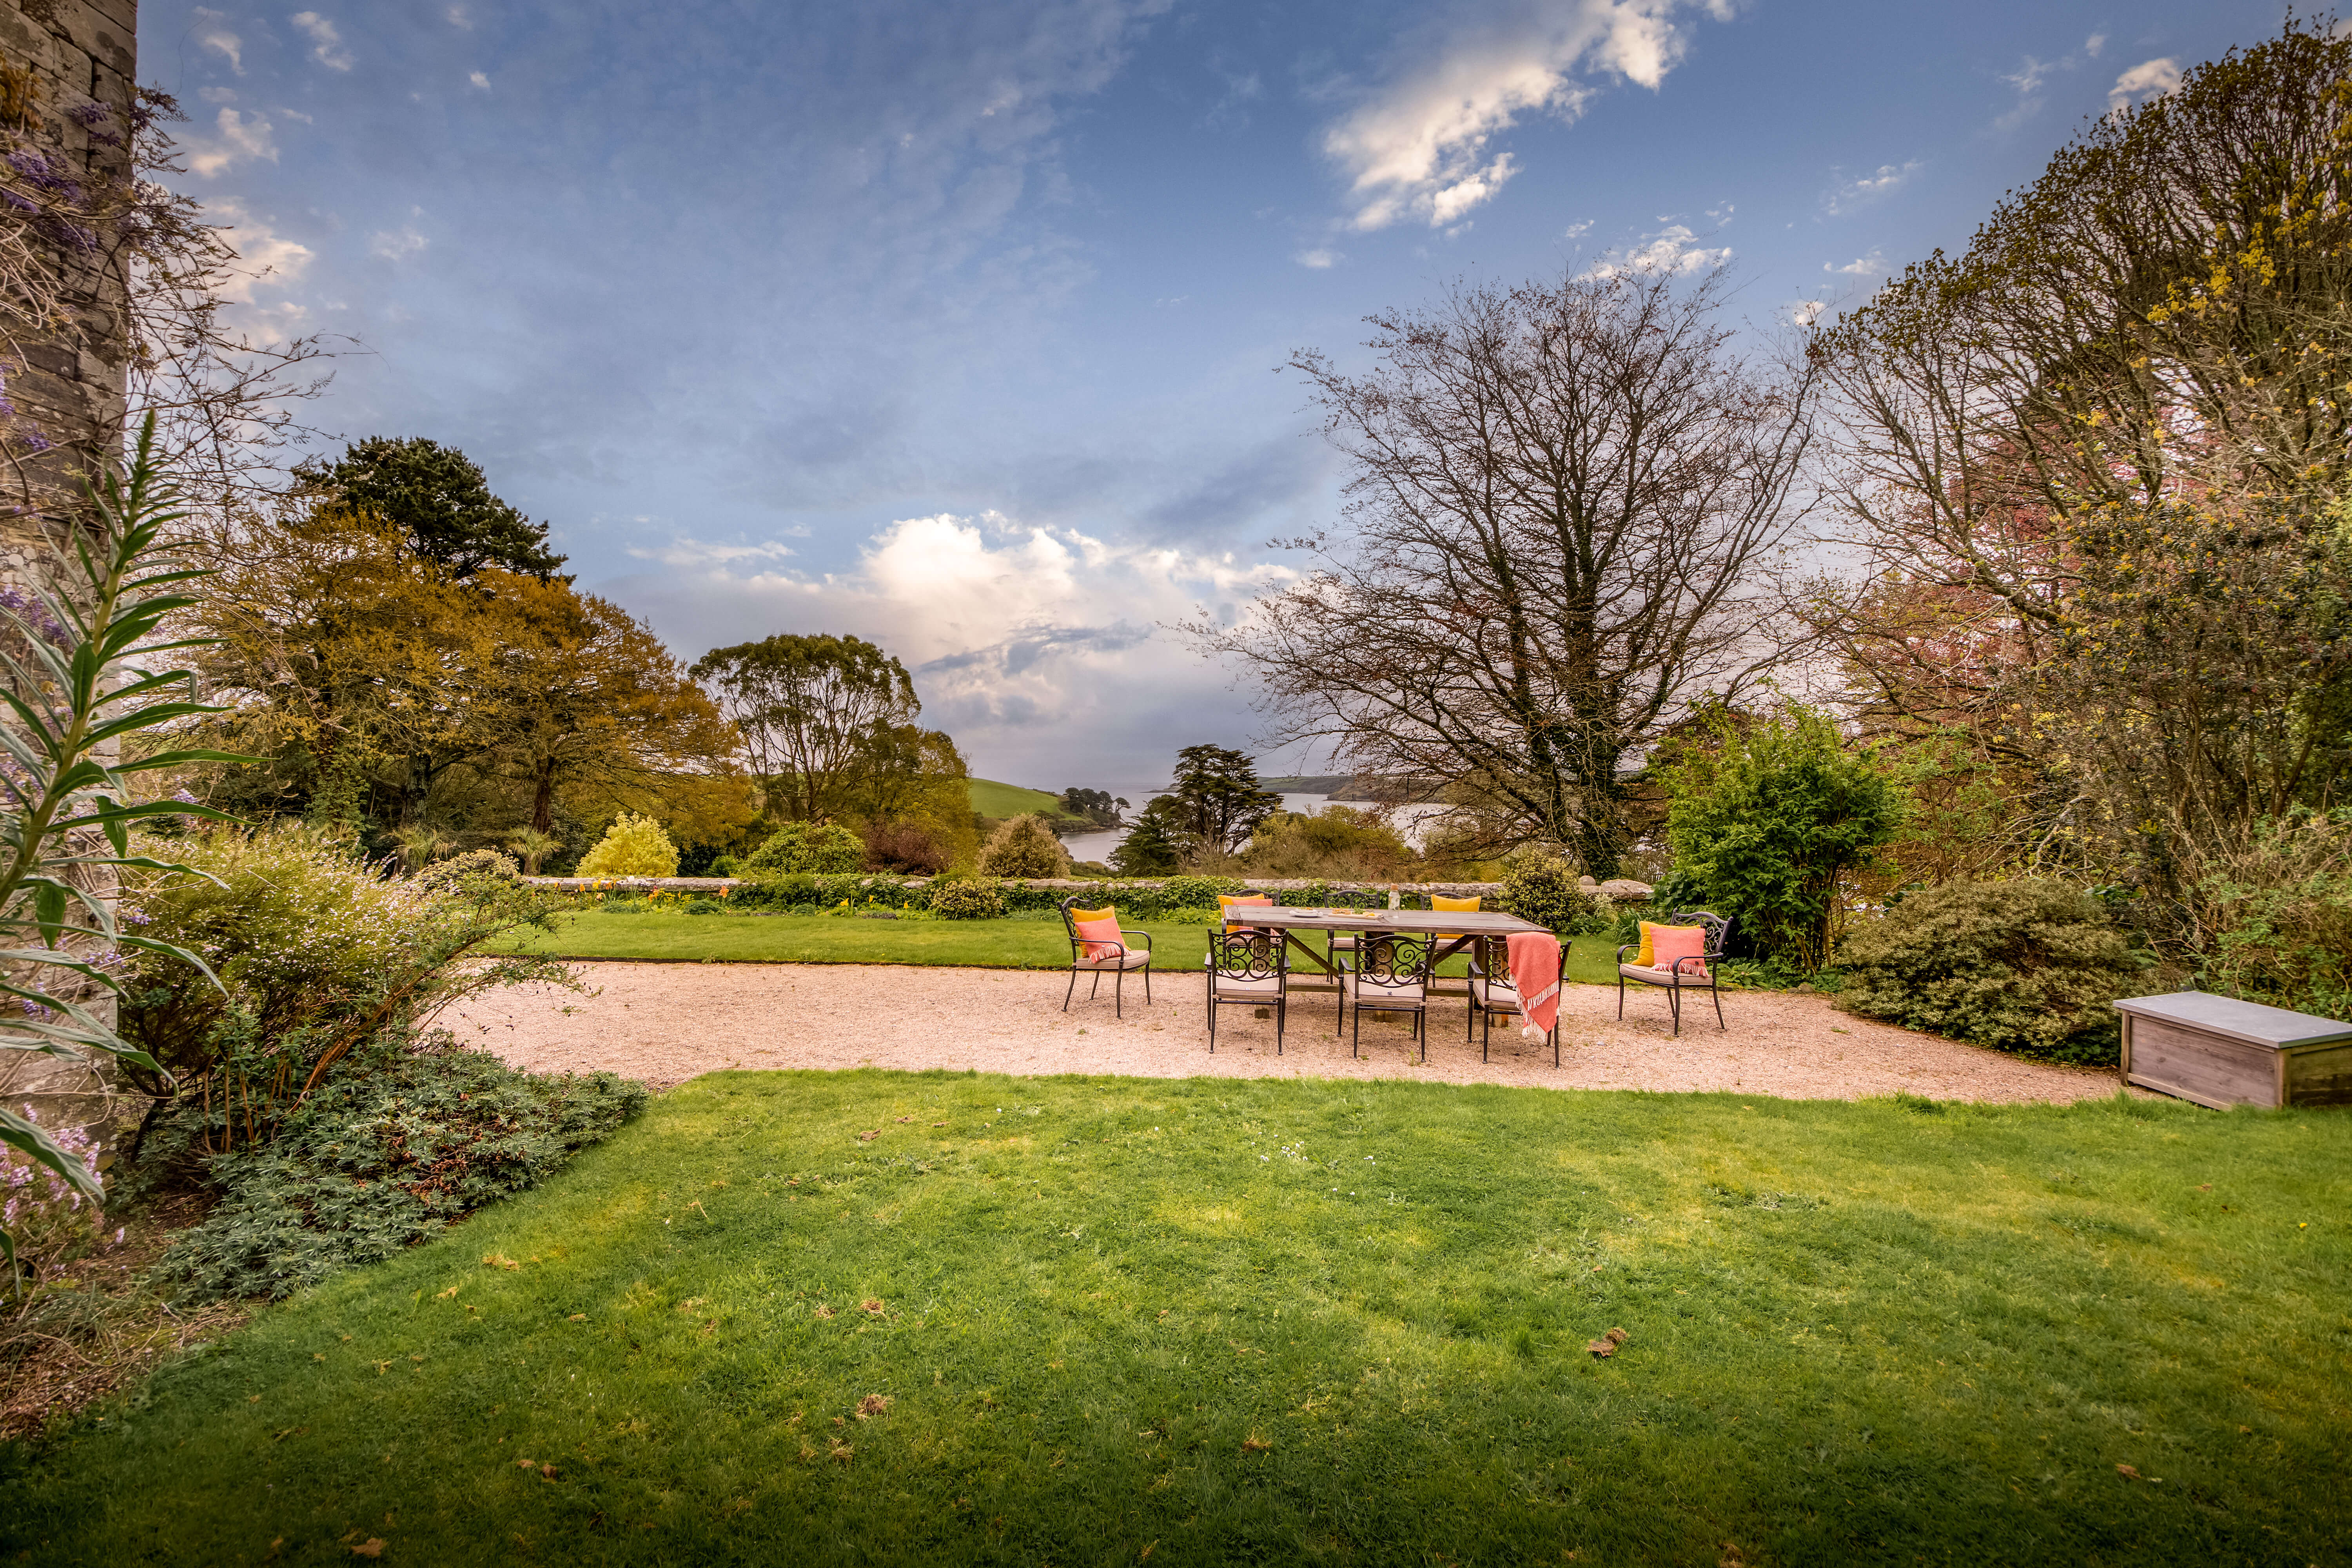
[445,961,2127,1102]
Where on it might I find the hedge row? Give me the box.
[577,875,1534,923]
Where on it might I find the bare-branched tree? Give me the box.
[1191,269,1820,877]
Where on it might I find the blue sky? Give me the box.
[147,0,2282,788]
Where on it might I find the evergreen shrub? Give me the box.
[1495,846,1601,934]
[1836,879,2148,1063]
[744,821,866,875]
[149,1041,644,1302]
[930,879,1007,920]
[980,815,1071,878]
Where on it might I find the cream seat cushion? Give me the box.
[1212,973,1281,1001]
[1075,947,1151,971]
[1618,962,1700,985]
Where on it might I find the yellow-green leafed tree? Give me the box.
[575,813,680,877]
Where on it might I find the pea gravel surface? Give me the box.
[444,962,2128,1103]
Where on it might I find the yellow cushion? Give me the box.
[1638,921,1702,968]
[1432,895,1480,913]
[1217,893,1272,909]
[1070,905,1115,926]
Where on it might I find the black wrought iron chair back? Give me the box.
[1343,931,1436,1060]
[1614,909,1731,1035]
[1466,935,1566,1064]
[1205,927,1287,1053]
[1056,895,1154,1018]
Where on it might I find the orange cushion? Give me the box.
[1431,895,1480,913]
[1074,917,1125,959]
[1217,894,1272,908]
[1636,919,1698,967]
[1649,924,1709,978]
[1069,905,1115,925]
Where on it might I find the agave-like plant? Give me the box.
[0,413,240,1267]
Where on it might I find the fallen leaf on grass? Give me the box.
[2116,1463,2154,1481]
[857,1394,893,1418]
[517,1457,538,1470]
[857,1131,880,1143]
[351,1542,385,1559]
[273,1426,307,1442]
[897,1116,912,1123]
[862,1299,886,1316]
[1586,1328,1629,1359]
[482,1253,519,1271]
[435,1286,460,1299]
[1140,1542,1158,1561]
[933,1122,947,1127]
[567,1313,587,1322]
[813,1305,836,1320]
[830,1443,853,1465]
[1241,1435,1271,1454]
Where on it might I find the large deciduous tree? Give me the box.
[1809,16,2352,898]
[689,634,922,823]
[1194,269,1819,878]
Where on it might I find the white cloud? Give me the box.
[2108,58,2181,115]
[469,70,491,91]
[1294,247,1339,269]
[2085,32,2107,59]
[206,198,314,333]
[626,537,796,568]
[1321,0,1730,231]
[1791,299,1828,328]
[626,513,1296,760]
[1583,223,1730,279]
[186,107,279,177]
[192,9,244,74]
[1563,219,1593,238]
[369,225,430,261]
[199,86,238,105]
[1826,249,1885,277]
[290,12,355,72]
[446,4,474,27]
[1824,161,1919,215]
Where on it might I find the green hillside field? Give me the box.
[967,777,1065,818]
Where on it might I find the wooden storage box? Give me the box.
[2114,991,2352,1110]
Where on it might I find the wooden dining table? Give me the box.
[1219,906,1551,993]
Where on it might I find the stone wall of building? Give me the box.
[0,0,135,543]
[0,0,136,1158]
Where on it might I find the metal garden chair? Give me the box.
[1466,935,1566,1064]
[1341,930,1436,1060]
[1204,927,1287,1053]
[1057,895,1153,1017]
[1615,909,1731,1035]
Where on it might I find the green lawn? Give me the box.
[497,910,1627,981]
[10,1075,2345,1564]
[967,778,1065,818]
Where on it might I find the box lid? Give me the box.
[2113,990,2352,1049]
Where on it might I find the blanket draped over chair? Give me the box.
[1507,931,1562,1039]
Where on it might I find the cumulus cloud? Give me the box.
[192,9,244,74]
[1583,223,1730,279]
[1294,247,1339,269]
[1824,161,1919,215]
[186,107,279,177]
[204,198,314,337]
[290,12,355,72]
[617,512,1296,774]
[1791,299,1828,328]
[2108,58,2181,114]
[1321,0,1730,230]
[469,70,491,91]
[1563,218,1593,238]
[1825,249,1885,276]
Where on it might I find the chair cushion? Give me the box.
[1637,920,1704,968]
[1212,974,1281,1000]
[1468,975,1519,1007]
[1618,962,1700,985]
[1069,905,1116,926]
[1074,916,1126,959]
[1075,947,1150,971]
[1348,973,1426,1003]
[1649,924,1710,978]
